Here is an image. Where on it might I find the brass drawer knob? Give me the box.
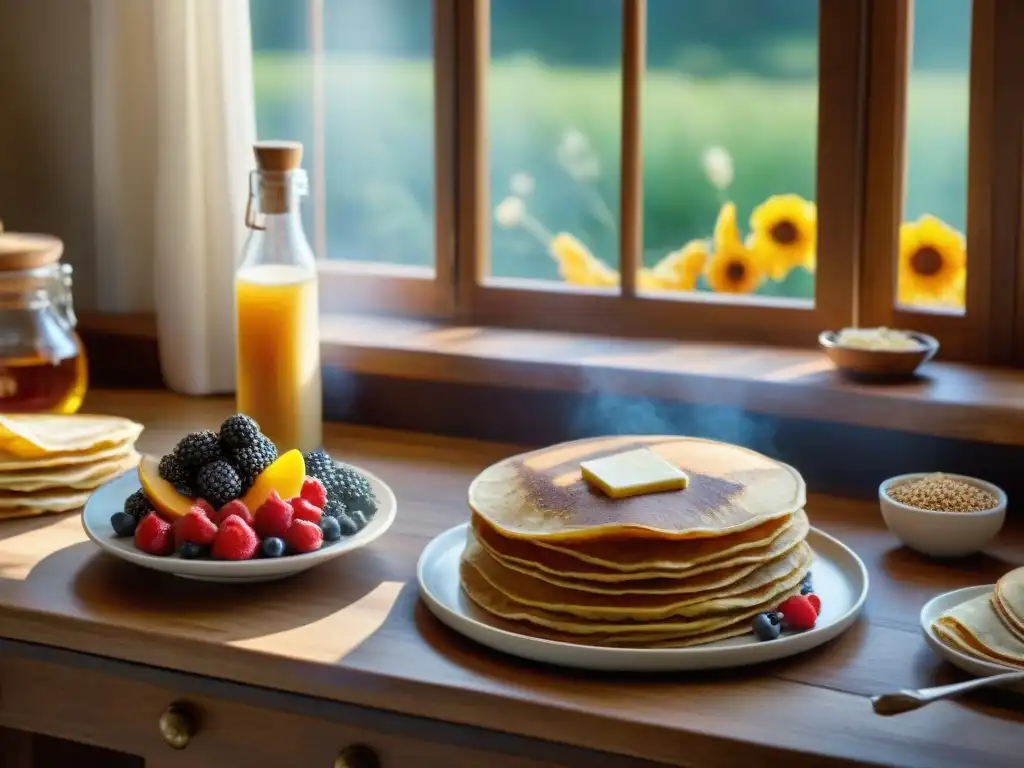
[158,703,199,750]
[335,744,381,768]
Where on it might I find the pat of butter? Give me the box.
[580,448,689,499]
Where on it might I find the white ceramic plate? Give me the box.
[920,584,1024,692]
[417,523,868,672]
[82,463,396,582]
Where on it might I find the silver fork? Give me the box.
[871,671,1024,715]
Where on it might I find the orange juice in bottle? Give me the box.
[236,141,322,452]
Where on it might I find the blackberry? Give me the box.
[219,414,262,451]
[158,453,194,496]
[231,435,277,490]
[302,450,336,486]
[194,460,243,509]
[123,489,153,520]
[332,467,378,518]
[174,430,222,470]
[322,498,347,519]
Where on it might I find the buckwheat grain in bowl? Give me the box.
[878,472,1007,558]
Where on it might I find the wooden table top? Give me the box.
[1,391,1022,767]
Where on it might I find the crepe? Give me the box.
[0,414,143,459]
[0,488,91,511]
[469,435,806,542]
[473,509,810,591]
[0,439,137,471]
[994,567,1024,641]
[0,451,139,492]
[463,533,812,621]
[933,593,1024,669]
[461,552,803,637]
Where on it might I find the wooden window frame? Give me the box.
[859,0,1022,364]
[310,0,457,319]
[453,0,869,346]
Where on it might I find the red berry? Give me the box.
[210,516,260,560]
[135,512,174,556]
[300,476,328,508]
[174,509,218,549]
[285,518,323,554]
[290,497,323,525]
[216,499,253,527]
[777,595,818,631]
[194,499,217,521]
[253,491,293,539]
[806,593,822,615]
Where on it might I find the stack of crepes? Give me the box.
[460,435,812,647]
[933,567,1024,668]
[0,414,142,520]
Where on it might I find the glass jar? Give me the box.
[0,233,88,413]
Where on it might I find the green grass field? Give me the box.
[253,54,969,297]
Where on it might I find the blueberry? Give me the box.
[179,542,206,559]
[110,511,137,537]
[752,612,782,641]
[802,571,813,587]
[336,514,360,536]
[800,584,814,595]
[320,516,342,542]
[261,537,286,558]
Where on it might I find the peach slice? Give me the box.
[240,449,306,512]
[137,454,194,521]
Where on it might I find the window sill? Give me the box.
[319,313,1024,448]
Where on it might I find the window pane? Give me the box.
[899,0,970,315]
[250,0,436,269]
[641,0,818,304]
[489,0,623,285]
[250,0,316,241]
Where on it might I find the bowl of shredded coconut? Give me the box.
[819,327,938,380]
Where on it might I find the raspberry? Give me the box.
[285,518,323,554]
[806,593,821,615]
[134,512,174,556]
[290,497,323,525]
[211,516,259,560]
[777,595,818,631]
[253,491,293,540]
[174,509,218,549]
[194,499,216,521]
[300,477,328,509]
[215,499,253,527]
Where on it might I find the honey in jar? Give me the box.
[0,233,88,413]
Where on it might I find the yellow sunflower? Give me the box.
[897,215,966,309]
[705,202,765,294]
[648,239,709,292]
[748,194,817,280]
[549,232,618,288]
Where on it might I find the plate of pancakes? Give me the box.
[923,567,1024,689]
[418,436,869,672]
[0,413,142,521]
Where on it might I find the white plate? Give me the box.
[83,463,396,582]
[920,584,1024,691]
[417,524,868,672]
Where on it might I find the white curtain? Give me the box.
[90,0,256,394]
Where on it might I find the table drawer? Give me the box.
[0,657,562,768]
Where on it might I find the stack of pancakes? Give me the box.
[461,436,812,647]
[0,414,142,520]
[934,567,1024,668]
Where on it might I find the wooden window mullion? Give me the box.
[307,0,328,262]
[619,0,645,299]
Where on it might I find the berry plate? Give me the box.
[418,524,868,672]
[920,585,1024,693]
[82,463,396,582]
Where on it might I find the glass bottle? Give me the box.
[236,141,323,453]
[0,233,88,413]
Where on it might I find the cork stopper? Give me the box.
[0,233,63,271]
[254,141,303,173]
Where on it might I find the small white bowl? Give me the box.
[878,473,1007,558]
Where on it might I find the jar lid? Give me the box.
[0,233,63,271]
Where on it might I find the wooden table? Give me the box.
[1,391,1022,767]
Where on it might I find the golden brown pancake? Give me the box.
[934,593,1024,669]
[473,509,809,590]
[469,435,805,542]
[994,567,1024,640]
[462,534,811,621]
[0,451,139,493]
[0,439,137,471]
